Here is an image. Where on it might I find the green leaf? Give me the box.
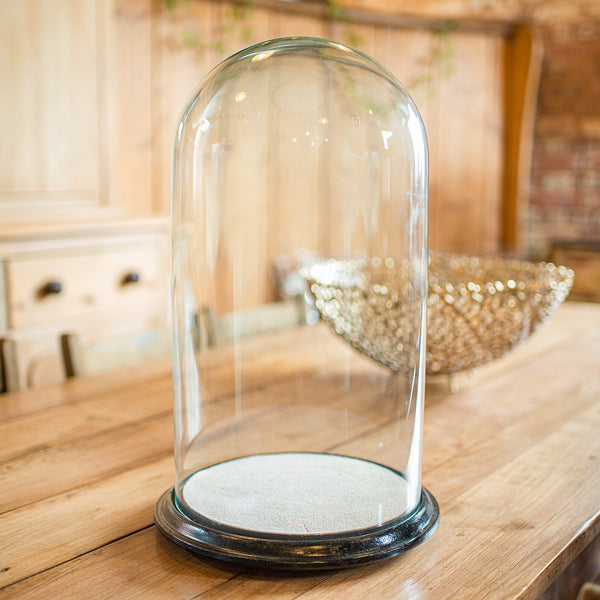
[241,26,253,42]
[180,30,205,48]
[212,40,227,54]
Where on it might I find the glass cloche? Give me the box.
[155,36,438,569]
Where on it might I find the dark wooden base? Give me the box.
[154,483,439,571]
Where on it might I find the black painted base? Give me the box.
[154,484,439,570]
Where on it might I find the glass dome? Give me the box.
[155,36,438,569]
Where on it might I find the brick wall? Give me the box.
[528,23,600,259]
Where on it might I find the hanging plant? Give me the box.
[165,0,254,54]
[163,0,455,98]
[165,0,363,55]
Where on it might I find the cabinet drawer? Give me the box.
[6,244,166,328]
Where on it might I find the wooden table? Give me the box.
[1,302,599,599]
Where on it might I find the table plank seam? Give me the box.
[0,449,175,518]
[0,525,158,592]
[424,378,597,474]
[0,410,174,467]
[0,371,306,465]
[0,372,172,422]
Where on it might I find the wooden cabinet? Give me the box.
[6,244,163,329]
[0,218,169,388]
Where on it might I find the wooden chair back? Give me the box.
[0,338,19,393]
[195,297,306,349]
[60,329,171,378]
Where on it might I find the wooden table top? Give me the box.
[1,302,599,599]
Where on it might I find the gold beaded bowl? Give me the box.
[301,254,574,375]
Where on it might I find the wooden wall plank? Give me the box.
[272,9,327,38]
[481,35,504,256]
[384,29,439,254]
[429,33,504,255]
[502,25,543,255]
[101,0,153,213]
[151,0,218,215]
[0,0,99,204]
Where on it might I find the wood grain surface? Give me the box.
[1,302,599,599]
[2,0,525,259]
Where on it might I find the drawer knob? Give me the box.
[122,272,140,285]
[39,281,62,297]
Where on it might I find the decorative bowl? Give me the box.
[301,254,574,375]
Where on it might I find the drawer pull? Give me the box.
[122,272,140,285]
[39,281,62,297]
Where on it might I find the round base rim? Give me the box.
[154,483,439,570]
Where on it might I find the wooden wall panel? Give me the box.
[147,5,507,311]
[1,0,520,302]
[382,28,440,255]
[480,35,504,256]
[428,33,503,255]
[151,0,219,216]
[272,9,327,38]
[0,0,100,207]
[101,0,153,214]
[502,25,543,256]
[267,9,327,268]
